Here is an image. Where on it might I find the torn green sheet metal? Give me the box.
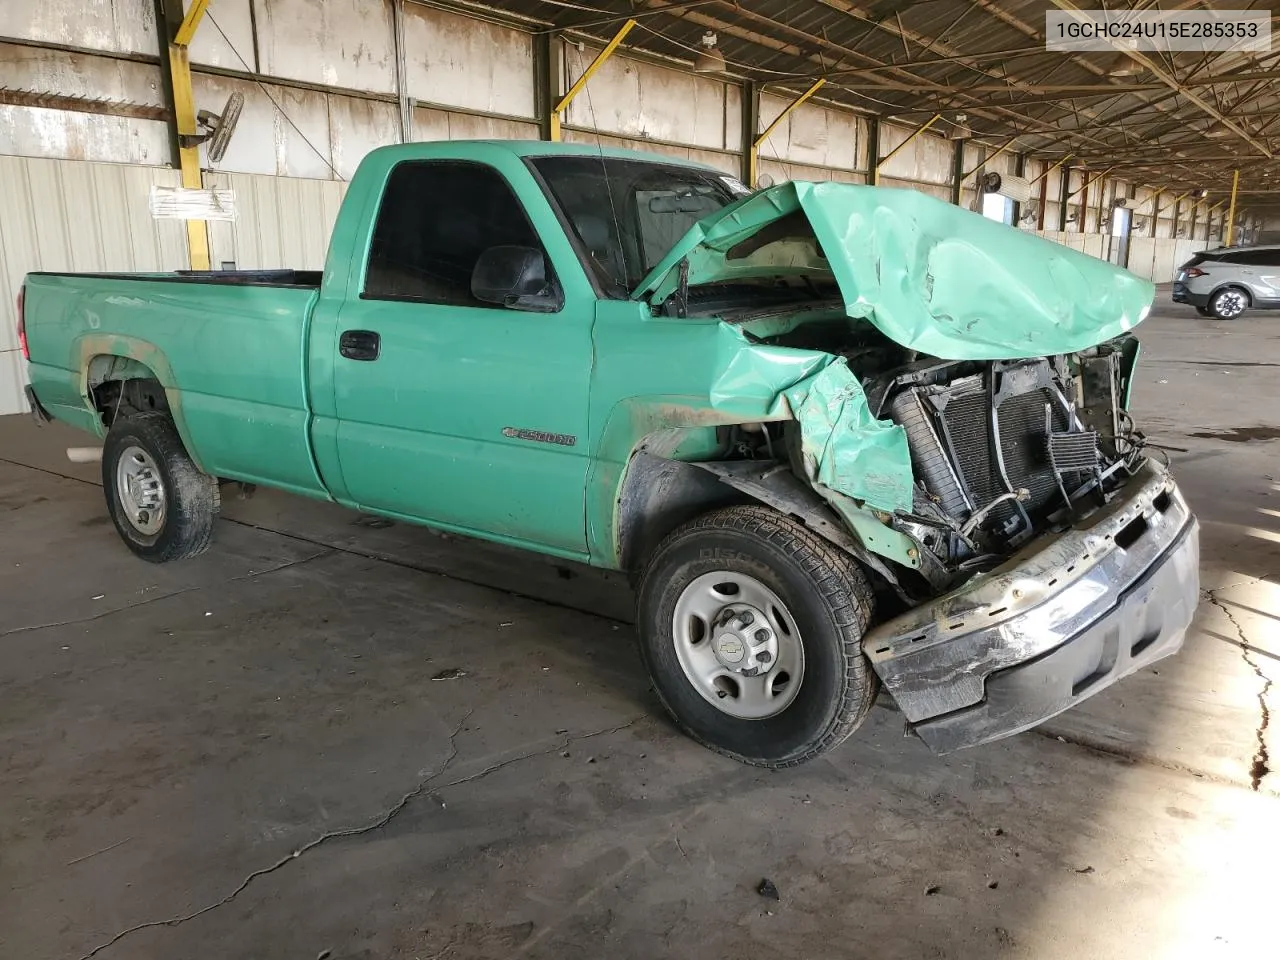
[707,336,835,418]
[701,337,913,516]
[781,359,913,514]
[633,180,1155,361]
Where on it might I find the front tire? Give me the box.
[1209,287,1249,320]
[637,505,878,767]
[103,412,220,562]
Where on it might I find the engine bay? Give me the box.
[744,318,1151,581]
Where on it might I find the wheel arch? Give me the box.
[76,337,206,472]
[616,451,909,602]
[616,451,746,575]
[1209,283,1253,306]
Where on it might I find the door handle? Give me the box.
[339,329,380,361]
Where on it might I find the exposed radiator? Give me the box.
[888,362,1085,540]
[992,388,1071,515]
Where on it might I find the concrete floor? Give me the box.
[2,289,1277,960]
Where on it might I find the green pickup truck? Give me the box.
[19,140,1199,766]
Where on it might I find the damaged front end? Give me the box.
[851,338,1198,752]
[703,329,1198,754]
[863,337,1150,580]
[641,178,1198,752]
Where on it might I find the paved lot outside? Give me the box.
[1,289,1277,959]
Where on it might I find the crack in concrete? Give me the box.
[74,713,644,960]
[1206,571,1280,594]
[0,585,203,639]
[1206,590,1273,791]
[0,550,334,639]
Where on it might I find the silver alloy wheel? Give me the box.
[115,445,167,536]
[1213,289,1246,318]
[671,571,805,720]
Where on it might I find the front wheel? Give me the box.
[103,412,220,562]
[1209,287,1249,320]
[637,505,878,767]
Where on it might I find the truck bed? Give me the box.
[22,269,327,498]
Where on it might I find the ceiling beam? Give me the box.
[1044,0,1272,158]
[638,0,1113,152]
[964,0,1188,149]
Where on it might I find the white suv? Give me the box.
[1173,245,1280,319]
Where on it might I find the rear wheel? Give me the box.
[637,505,878,767]
[103,412,220,562]
[1209,287,1249,320]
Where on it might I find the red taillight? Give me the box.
[16,285,28,361]
[1184,267,1206,278]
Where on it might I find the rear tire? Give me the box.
[1209,287,1249,320]
[102,412,219,562]
[637,505,878,767]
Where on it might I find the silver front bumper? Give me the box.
[864,461,1199,754]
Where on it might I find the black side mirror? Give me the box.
[471,246,560,312]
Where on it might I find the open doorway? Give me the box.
[982,191,1014,224]
[1107,205,1132,267]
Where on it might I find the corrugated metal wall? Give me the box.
[206,171,347,270]
[0,156,187,414]
[757,94,866,186]
[563,44,741,176]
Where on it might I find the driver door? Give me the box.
[330,159,592,556]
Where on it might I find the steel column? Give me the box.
[1030,153,1072,185]
[1207,201,1225,240]
[1058,165,1070,231]
[950,137,965,205]
[741,80,760,186]
[1226,169,1240,245]
[751,79,826,186]
[875,113,941,185]
[1037,160,1048,230]
[960,135,1018,182]
[1012,151,1026,226]
[1066,166,1114,202]
[1157,191,1188,238]
[866,116,880,186]
[392,0,412,142]
[535,31,561,142]
[549,19,636,141]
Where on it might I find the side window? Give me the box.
[1236,250,1280,267]
[363,160,553,306]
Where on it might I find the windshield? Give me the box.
[529,155,743,296]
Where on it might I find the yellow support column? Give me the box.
[549,19,636,142]
[169,0,212,270]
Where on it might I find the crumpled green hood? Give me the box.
[633,180,1155,361]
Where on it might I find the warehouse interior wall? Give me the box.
[0,155,187,414]
[0,0,1253,414]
